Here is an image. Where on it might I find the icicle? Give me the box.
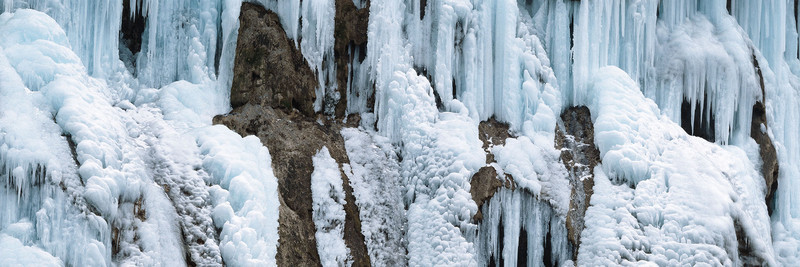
[300,0,337,113]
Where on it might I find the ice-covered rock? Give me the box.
[3,0,800,265]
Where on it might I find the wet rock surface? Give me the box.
[556,106,600,260]
[752,101,779,215]
[751,53,779,216]
[231,3,318,116]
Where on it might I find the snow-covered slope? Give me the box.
[1,0,800,266]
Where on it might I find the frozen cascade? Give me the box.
[194,125,280,266]
[576,67,774,265]
[363,0,573,265]
[301,0,337,113]
[403,0,562,130]
[464,122,573,265]
[365,0,484,264]
[0,0,125,81]
[0,29,109,265]
[0,2,282,265]
[529,0,758,146]
[728,0,800,264]
[341,128,407,266]
[2,0,800,265]
[0,9,185,265]
[532,0,800,264]
[359,0,800,264]
[471,188,571,266]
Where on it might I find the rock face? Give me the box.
[332,0,371,117]
[556,106,600,260]
[751,53,780,216]
[231,3,317,116]
[752,101,779,215]
[218,3,371,265]
[470,118,516,222]
[469,166,503,221]
[214,105,369,266]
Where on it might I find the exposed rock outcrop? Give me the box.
[751,53,779,216]
[231,3,318,116]
[470,166,503,221]
[556,106,600,260]
[217,3,371,265]
[332,0,371,117]
[752,101,779,215]
[470,118,514,222]
[214,105,369,266]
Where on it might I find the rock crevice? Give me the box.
[556,106,600,261]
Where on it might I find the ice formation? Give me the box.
[310,147,352,266]
[577,67,774,265]
[341,128,407,266]
[2,0,800,266]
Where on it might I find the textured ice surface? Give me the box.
[196,125,280,266]
[300,0,336,113]
[310,147,351,267]
[341,128,407,266]
[577,67,774,266]
[0,234,62,266]
[4,0,800,265]
[0,5,279,266]
[0,9,183,266]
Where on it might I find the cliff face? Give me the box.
[556,106,600,260]
[5,0,800,266]
[218,3,370,266]
[219,1,787,265]
[230,3,317,116]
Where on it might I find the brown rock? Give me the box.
[216,2,373,264]
[231,3,318,117]
[751,51,779,216]
[470,118,515,222]
[214,104,370,266]
[478,118,511,163]
[470,166,503,221]
[332,0,371,117]
[752,101,779,215]
[557,106,600,261]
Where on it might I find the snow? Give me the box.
[196,125,280,266]
[0,5,279,266]
[364,0,577,264]
[577,67,774,266]
[310,147,352,267]
[539,1,800,262]
[0,9,164,266]
[407,200,477,266]
[341,128,407,266]
[3,0,800,265]
[0,234,62,267]
[494,136,567,205]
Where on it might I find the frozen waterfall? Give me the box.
[1,0,800,266]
